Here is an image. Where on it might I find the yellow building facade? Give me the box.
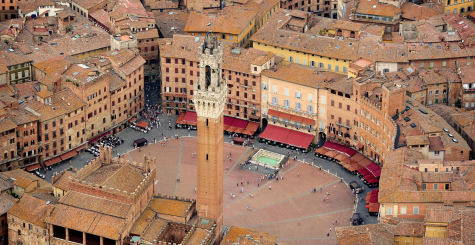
[444,0,474,15]
[253,42,350,75]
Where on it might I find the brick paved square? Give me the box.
[126,137,356,244]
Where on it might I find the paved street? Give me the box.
[39,81,378,243]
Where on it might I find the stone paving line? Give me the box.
[223,148,251,180]
[174,138,184,196]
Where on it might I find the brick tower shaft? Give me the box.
[194,32,227,244]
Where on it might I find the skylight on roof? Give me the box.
[73,72,79,76]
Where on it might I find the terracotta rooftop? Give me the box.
[13,176,36,188]
[0,118,17,133]
[428,104,461,125]
[221,226,277,245]
[428,136,444,151]
[0,192,16,216]
[129,208,156,235]
[72,0,107,10]
[14,82,40,100]
[184,228,210,245]
[80,163,147,193]
[333,20,365,32]
[0,50,32,67]
[335,223,393,245]
[52,89,86,114]
[52,170,75,191]
[261,63,334,88]
[160,34,204,61]
[223,45,275,73]
[59,191,131,218]
[141,218,168,242]
[0,176,13,193]
[20,99,66,122]
[406,135,429,146]
[45,203,126,240]
[401,3,443,21]
[149,198,193,217]
[356,0,401,17]
[8,193,52,228]
[242,0,280,25]
[443,14,475,39]
[184,6,257,35]
[3,169,52,191]
[154,10,189,38]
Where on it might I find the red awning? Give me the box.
[75,144,87,153]
[60,150,78,161]
[279,112,292,119]
[224,116,235,126]
[26,164,40,171]
[323,141,340,151]
[365,162,380,172]
[231,118,248,129]
[176,113,186,124]
[136,121,149,128]
[350,153,365,162]
[234,128,244,134]
[162,93,174,97]
[241,129,254,135]
[267,109,280,117]
[245,122,259,133]
[290,115,304,122]
[174,94,187,98]
[227,126,237,132]
[44,157,61,166]
[284,130,314,149]
[89,131,110,144]
[183,111,197,123]
[128,117,136,122]
[356,143,364,149]
[359,158,372,167]
[303,118,315,125]
[259,125,291,143]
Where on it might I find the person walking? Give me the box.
[269,185,272,190]
[298,221,300,226]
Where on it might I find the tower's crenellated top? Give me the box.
[194,32,227,119]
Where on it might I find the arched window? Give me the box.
[321,96,326,104]
[468,6,472,11]
[337,29,342,37]
[461,7,465,13]
[205,65,211,89]
[350,31,356,38]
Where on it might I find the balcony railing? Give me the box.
[267,102,317,117]
[265,115,317,132]
[336,122,352,129]
[163,99,187,104]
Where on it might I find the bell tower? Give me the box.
[194,32,227,243]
